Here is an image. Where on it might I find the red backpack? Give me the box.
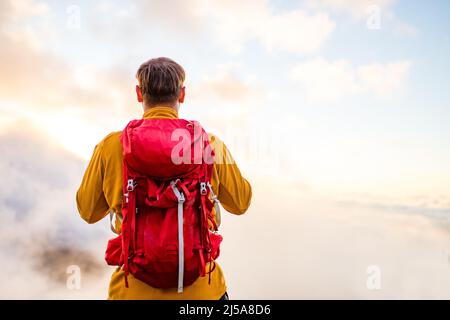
[105,118,222,293]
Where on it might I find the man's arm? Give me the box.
[211,135,252,215]
[76,141,109,224]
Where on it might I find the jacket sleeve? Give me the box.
[76,142,109,224]
[211,135,252,215]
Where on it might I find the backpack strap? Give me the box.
[171,179,186,293]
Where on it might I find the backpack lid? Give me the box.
[121,118,213,179]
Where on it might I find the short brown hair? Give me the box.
[136,57,185,106]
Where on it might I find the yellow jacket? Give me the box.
[76,106,252,299]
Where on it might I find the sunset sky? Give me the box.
[1,0,449,200]
[1,0,449,299]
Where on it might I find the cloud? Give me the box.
[220,179,450,299]
[0,0,140,160]
[307,0,418,38]
[0,0,48,25]
[291,58,360,102]
[291,58,411,103]
[307,0,397,18]
[191,63,257,103]
[195,0,335,54]
[0,1,68,109]
[0,0,136,116]
[357,61,412,96]
[90,0,335,55]
[0,121,112,299]
[335,193,450,225]
[0,34,134,114]
[1,119,450,299]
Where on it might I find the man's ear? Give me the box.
[178,86,186,103]
[136,85,144,103]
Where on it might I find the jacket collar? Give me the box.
[142,106,178,119]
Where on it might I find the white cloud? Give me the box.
[291,58,360,102]
[0,0,48,22]
[2,122,450,299]
[357,61,411,96]
[337,193,450,223]
[191,63,257,103]
[90,0,336,55]
[222,179,450,299]
[0,122,112,298]
[187,0,336,54]
[307,0,418,38]
[291,58,411,103]
[307,0,397,18]
[0,0,141,159]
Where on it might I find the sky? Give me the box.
[0,0,449,299]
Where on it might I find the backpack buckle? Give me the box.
[171,180,185,203]
[127,179,136,192]
[200,182,207,195]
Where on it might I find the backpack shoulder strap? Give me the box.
[120,159,137,288]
